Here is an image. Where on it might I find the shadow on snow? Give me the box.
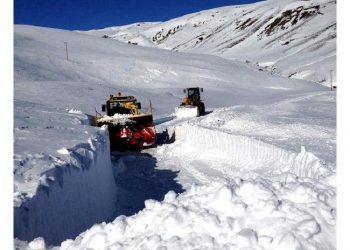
[111,152,184,217]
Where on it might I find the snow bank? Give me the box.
[14,128,117,246]
[52,179,334,250]
[173,124,330,179]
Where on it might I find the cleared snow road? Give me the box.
[110,152,184,217]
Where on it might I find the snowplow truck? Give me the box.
[175,87,205,118]
[94,93,156,149]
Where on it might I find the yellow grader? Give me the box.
[175,87,205,118]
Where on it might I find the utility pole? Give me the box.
[64,42,69,61]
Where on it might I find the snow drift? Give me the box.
[14,127,117,245]
[49,179,335,250]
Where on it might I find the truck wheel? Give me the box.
[199,103,205,115]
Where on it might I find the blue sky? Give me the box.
[14,0,264,30]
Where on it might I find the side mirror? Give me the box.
[201,88,203,92]
[101,104,106,112]
[137,102,141,109]
[183,89,186,94]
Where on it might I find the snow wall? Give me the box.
[173,124,329,178]
[14,129,117,246]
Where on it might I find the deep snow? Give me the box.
[84,0,336,87]
[54,180,335,250]
[14,125,117,245]
[13,7,335,248]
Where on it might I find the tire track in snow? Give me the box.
[148,146,213,185]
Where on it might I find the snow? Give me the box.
[84,0,336,87]
[14,126,117,245]
[54,179,334,250]
[172,124,330,179]
[97,114,139,126]
[43,89,335,248]
[28,238,46,249]
[13,1,335,248]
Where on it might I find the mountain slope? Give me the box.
[84,0,336,86]
[14,25,335,248]
[14,24,325,203]
[15,25,325,119]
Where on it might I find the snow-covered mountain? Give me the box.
[13,1,336,248]
[14,24,336,249]
[84,0,336,86]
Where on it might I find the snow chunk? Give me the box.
[236,228,258,248]
[28,237,46,249]
[291,146,327,178]
[57,148,70,155]
[236,181,274,205]
[67,109,84,115]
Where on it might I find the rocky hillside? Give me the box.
[83,0,336,86]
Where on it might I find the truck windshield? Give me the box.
[188,89,199,98]
[109,102,132,115]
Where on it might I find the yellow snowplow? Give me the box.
[94,93,155,149]
[175,87,205,118]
